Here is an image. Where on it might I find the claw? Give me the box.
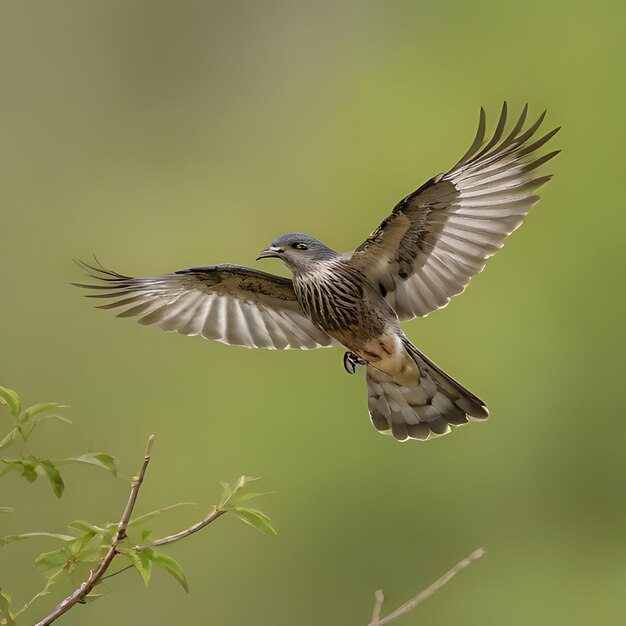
[343,351,366,375]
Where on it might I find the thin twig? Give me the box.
[368,547,486,626]
[134,506,226,551]
[370,589,384,625]
[100,564,134,582]
[35,435,155,626]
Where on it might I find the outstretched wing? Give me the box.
[349,104,559,320]
[74,261,340,350]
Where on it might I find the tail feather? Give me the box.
[366,341,488,442]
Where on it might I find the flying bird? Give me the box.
[76,104,559,441]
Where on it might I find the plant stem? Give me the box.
[34,435,155,626]
[134,506,226,551]
[368,548,486,626]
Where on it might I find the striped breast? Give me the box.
[293,260,366,334]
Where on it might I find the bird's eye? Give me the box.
[292,242,308,250]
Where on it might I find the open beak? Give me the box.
[256,246,283,260]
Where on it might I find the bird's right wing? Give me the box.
[75,261,340,350]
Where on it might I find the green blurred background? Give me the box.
[1,1,624,624]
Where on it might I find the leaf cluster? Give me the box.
[0,386,118,623]
[0,386,118,498]
[218,475,277,536]
[0,386,276,625]
[116,476,277,593]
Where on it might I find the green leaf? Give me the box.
[127,502,195,528]
[1,459,38,483]
[21,403,69,423]
[232,507,277,536]
[69,532,93,557]
[22,461,38,483]
[17,404,71,441]
[127,550,152,587]
[153,554,189,592]
[36,460,65,498]
[0,532,74,551]
[57,453,119,477]
[229,491,272,504]
[219,475,261,508]
[0,588,15,626]
[0,507,14,514]
[35,548,69,573]
[67,520,114,535]
[72,534,107,564]
[0,462,17,479]
[0,387,20,418]
[235,475,258,490]
[0,430,17,453]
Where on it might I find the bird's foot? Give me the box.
[343,351,367,375]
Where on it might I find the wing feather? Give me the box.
[75,261,339,350]
[349,104,559,320]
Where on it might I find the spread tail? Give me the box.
[366,341,488,441]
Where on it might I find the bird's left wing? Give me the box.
[75,261,340,350]
[348,104,559,320]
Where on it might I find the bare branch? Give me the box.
[34,435,155,626]
[33,436,235,625]
[134,506,226,551]
[370,589,384,625]
[117,435,155,540]
[368,547,485,626]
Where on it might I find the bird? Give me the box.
[75,103,559,442]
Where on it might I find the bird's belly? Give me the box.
[294,273,417,382]
[335,330,420,386]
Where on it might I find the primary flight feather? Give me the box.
[76,103,559,441]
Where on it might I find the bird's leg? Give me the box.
[343,351,367,375]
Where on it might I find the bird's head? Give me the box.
[257,232,338,272]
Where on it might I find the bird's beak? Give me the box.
[256,246,283,260]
